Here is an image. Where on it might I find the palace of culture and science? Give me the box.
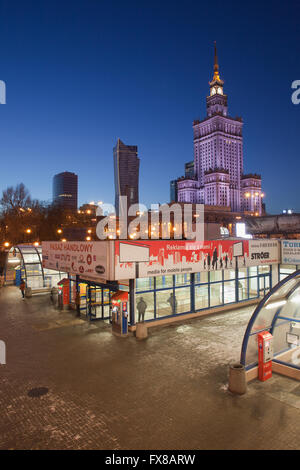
[173,43,263,215]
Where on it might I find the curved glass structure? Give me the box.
[6,245,65,290]
[241,270,300,371]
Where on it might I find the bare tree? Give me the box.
[0,183,32,213]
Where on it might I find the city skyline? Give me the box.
[0,1,299,213]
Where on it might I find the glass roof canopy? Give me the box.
[241,270,300,371]
[7,245,65,290]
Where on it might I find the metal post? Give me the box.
[129,278,135,326]
[190,273,195,312]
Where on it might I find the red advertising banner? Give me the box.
[114,240,249,280]
[114,239,280,280]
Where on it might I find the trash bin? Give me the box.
[228,363,247,395]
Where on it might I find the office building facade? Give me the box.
[53,171,78,210]
[113,139,140,215]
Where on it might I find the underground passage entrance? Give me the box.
[69,277,128,322]
[241,269,300,380]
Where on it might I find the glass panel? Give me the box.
[27,276,44,289]
[258,265,270,274]
[23,253,40,263]
[249,276,258,298]
[175,287,191,313]
[136,277,154,292]
[224,280,236,303]
[136,292,155,321]
[245,333,260,367]
[210,271,222,282]
[249,266,258,276]
[26,263,42,275]
[210,282,223,307]
[238,278,248,301]
[91,304,102,319]
[273,320,298,359]
[238,268,248,279]
[272,277,300,299]
[280,264,297,274]
[195,285,209,310]
[103,289,110,303]
[174,274,190,286]
[195,272,208,283]
[259,277,265,295]
[155,275,173,289]
[156,289,173,317]
[103,304,110,319]
[224,269,236,281]
[251,304,280,333]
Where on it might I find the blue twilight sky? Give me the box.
[0,0,299,213]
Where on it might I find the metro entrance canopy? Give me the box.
[241,270,300,374]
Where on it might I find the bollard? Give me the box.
[136,322,148,340]
[228,363,247,395]
[25,287,32,298]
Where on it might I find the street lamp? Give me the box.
[26,228,32,234]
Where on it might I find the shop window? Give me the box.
[248,266,258,277]
[258,265,270,274]
[224,280,236,303]
[136,277,154,292]
[238,278,248,300]
[210,282,223,307]
[195,271,208,284]
[210,271,222,283]
[156,289,174,317]
[249,277,258,298]
[155,275,173,289]
[175,274,190,286]
[195,285,209,310]
[175,287,191,314]
[279,264,297,281]
[238,268,248,279]
[136,292,155,322]
[224,269,236,280]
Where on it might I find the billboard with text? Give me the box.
[42,241,112,281]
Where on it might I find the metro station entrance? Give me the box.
[69,276,127,323]
[87,285,112,321]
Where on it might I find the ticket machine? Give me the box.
[111,291,129,337]
[258,331,274,382]
[57,278,70,310]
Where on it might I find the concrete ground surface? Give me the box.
[0,286,300,450]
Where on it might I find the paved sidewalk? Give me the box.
[0,286,299,450]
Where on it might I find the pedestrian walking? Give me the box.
[137,297,147,322]
[20,279,26,299]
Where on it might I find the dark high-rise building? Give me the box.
[170,179,178,202]
[185,161,194,179]
[53,171,78,210]
[113,139,140,215]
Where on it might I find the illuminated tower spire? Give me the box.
[213,41,221,82]
[207,42,227,117]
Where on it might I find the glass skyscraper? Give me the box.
[52,171,78,211]
[113,139,140,215]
